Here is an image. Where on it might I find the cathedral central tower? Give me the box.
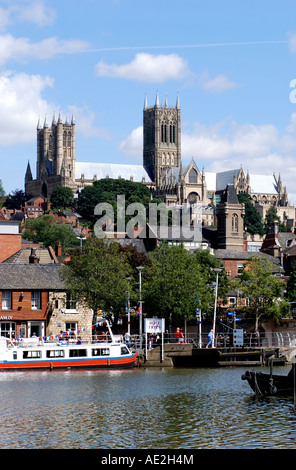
[143,92,181,188]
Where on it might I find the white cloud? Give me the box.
[181,120,279,161]
[119,116,296,204]
[288,32,296,53]
[95,53,190,82]
[119,126,142,158]
[0,72,109,146]
[0,7,12,32]
[0,71,54,145]
[72,106,111,140]
[16,0,56,27]
[200,73,240,92]
[0,34,90,65]
[0,1,56,31]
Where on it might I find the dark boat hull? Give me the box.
[242,369,296,397]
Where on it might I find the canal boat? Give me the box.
[242,364,296,397]
[0,319,137,371]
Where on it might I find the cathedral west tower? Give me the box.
[25,112,76,198]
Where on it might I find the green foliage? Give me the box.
[232,255,290,330]
[142,243,214,328]
[264,205,286,233]
[0,179,5,197]
[50,186,74,210]
[22,214,79,252]
[237,192,264,235]
[60,237,133,328]
[194,248,230,309]
[286,262,296,302]
[5,189,27,210]
[77,178,152,224]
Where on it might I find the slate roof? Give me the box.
[214,249,282,267]
[0,264,65,290]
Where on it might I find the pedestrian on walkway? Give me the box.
[206,329,213,348]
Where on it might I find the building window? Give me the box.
[237,263,244,275]
[0,322,15,338]
[66,293,77,311]
[189,169,197,184]
[31,290,41,310]
[232,214,238,232]
[65,322,77,334]
[2,291,11,310]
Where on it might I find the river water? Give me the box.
[1,365,296,450]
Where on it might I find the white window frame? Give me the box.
[2,291,11,310]
[31,290,41,310]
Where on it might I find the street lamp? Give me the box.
[76,236,86,250]
[137,266,144,349]
[126,277,132,336]
[212,268,222,348]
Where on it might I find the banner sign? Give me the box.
[144,318,165,333]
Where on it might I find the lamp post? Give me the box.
[126,277,132,336]
[212,268,222,348]
[76,236,86,250]
[137,266,144,349]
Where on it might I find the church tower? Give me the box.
[26,112,76,198]
[216,184,245,251]
[143,92,181,190]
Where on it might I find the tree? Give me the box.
[286,262,296,302]
[232,255,290,331]
[194,248,230,312]
[0,180,5,197]
[60,237,133,329]
[5,189,27,210]
[50,186,74,210]
[264,206,286,233]
[77,178,152,225]
[22,214,79,252]
[237,192,264,235]
[143,242,213,331]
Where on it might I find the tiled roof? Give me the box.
[0,264,64,290]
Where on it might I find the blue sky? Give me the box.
[2,0,296,204]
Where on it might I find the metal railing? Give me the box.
[125,331,296,350]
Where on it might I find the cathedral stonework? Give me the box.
[25,93,295,236]
[25,112,77,199]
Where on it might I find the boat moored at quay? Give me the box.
[0,319,137,371]
[0,336,137,371]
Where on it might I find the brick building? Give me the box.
[0,220,22,263]
[0,264,93,342]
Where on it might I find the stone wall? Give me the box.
[47,291,93,342]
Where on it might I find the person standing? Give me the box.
[206,329,213,348]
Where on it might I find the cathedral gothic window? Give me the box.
[189,168,198,184]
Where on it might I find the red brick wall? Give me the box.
[0,291,48,321]
[0,234,22,262]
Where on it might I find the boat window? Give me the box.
[121,346,129,355]
[91,348,110,356]
[46,350,65,358]
[69,349,87,357]
[23,351,41,359]
[13,352,17,360]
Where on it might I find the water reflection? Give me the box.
[0,367,296,448]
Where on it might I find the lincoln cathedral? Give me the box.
[25,92,295,237]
